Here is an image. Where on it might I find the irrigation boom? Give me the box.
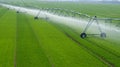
[33,7,120,38]
[2,1,119,38]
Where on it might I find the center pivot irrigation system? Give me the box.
[2,0,120,39]
[34,7,120,39]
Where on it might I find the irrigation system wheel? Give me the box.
[80,33,87,38]
[16,11,19,13]
[34,16,38,19]
[100,33,106,38]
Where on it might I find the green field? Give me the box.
[0,1,120,67]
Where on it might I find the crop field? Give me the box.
[0,1,120,67]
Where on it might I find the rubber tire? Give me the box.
[80,33,87,38]
[101,33,106,38]
[16,11,19,13]
[34,17,38,19]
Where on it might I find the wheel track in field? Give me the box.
[14,12,19,67]
[85,38,120,58]
[96,37,120,56]
[49,22,115,67]
[84,38,120,67]
[24,14,55,67]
